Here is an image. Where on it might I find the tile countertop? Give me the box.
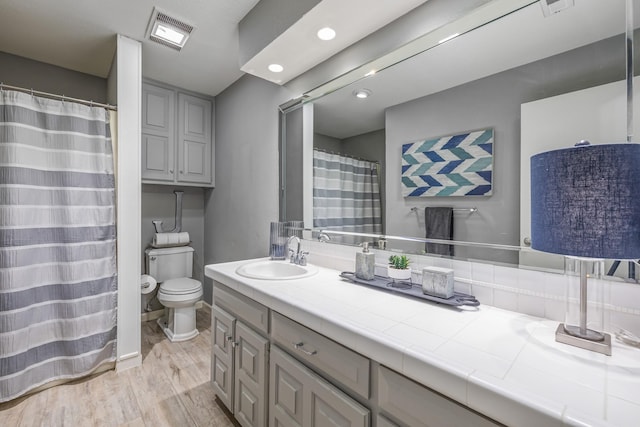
[205,259,640,427]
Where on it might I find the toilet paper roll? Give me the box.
[140,274,157,294]
[152,232,190,248]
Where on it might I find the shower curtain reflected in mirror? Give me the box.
[313,149,382,245]
[0,90,117,402]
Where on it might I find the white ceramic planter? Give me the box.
[388,267,412,281]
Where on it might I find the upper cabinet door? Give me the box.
[178,93,212,184]
[141,83,175,182]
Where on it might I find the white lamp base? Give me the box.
[555,323,611,356]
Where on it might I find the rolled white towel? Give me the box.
[152,232,190,248]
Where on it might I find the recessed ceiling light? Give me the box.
[353,89,372,99]
[268,64,284,73]
[317,27,336,41]
[146,8,194,51]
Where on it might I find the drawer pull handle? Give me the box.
[293,342,317,356]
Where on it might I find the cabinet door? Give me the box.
[178,93,212,184]
[270,346,306,427]
[308,373,370,427]
[270,346,370,427]
[211,305,235,411]
[234,321,269,427]
[142,83,175,181]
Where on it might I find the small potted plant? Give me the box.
[388,255,411,281]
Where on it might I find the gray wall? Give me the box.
[0,51,107,102]
[204,74,292,303]
[314,133,341,152]
[385,34,626,263]
[284,107,304,221]
[141,185,205,311]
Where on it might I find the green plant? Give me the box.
[388,255,410,270]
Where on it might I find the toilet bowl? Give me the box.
[146,246,203,342]
[157,277,203,342]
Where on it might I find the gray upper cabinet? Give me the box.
[142,81,214,187]
[142,83,175,182]
[178,93,212,184]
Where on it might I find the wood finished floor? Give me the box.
[0,306,238,427]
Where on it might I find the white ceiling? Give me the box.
[0,0,428,97]
[241,0,428,85]
[312,0,636,139]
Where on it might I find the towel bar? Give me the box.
[410,207,477,213]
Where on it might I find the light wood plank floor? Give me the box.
[0,306,238,427]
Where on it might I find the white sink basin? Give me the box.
[236,260,318,280]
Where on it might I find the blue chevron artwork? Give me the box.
[401,128,493,197]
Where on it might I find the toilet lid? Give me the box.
[160,278,202,295]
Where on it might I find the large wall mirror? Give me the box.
[280,0,640,277]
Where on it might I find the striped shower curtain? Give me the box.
[0,90,117,402]
[313,149,382,238]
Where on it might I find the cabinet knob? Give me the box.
[523,237,531,247]
[180,170,184,174]
[169,169,174,173]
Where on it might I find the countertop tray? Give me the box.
[339,272,480,307]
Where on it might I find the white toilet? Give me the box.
[146,246,203,342]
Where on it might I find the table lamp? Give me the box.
[530,142,640,355]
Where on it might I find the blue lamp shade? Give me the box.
[531,143,640,259]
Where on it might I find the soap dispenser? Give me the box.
[355,242,375,280]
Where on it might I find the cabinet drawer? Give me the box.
[271,311,370,399]
[213,282,269,334]
[378,366,502,427]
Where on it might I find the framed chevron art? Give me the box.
[401,128,493,197]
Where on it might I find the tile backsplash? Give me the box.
[303,240,640,338]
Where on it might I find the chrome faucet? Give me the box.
[287,235,308,266]
[318,231,331,243]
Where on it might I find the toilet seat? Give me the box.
[159,278,202,295]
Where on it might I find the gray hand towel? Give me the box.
[425,207,454,256]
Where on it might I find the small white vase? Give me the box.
[388,267,411,281]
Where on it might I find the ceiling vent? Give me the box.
[539,0,575,17]
[146,7,194,51]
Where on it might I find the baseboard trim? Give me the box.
[140,300,204,323]
[116,353,142,372]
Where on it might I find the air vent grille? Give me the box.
[146,8,195,51]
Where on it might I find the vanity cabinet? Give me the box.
[211,283,269,427]
[270,346,370,427]
[142,81,214,187]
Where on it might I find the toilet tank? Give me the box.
[146,246,194,282]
